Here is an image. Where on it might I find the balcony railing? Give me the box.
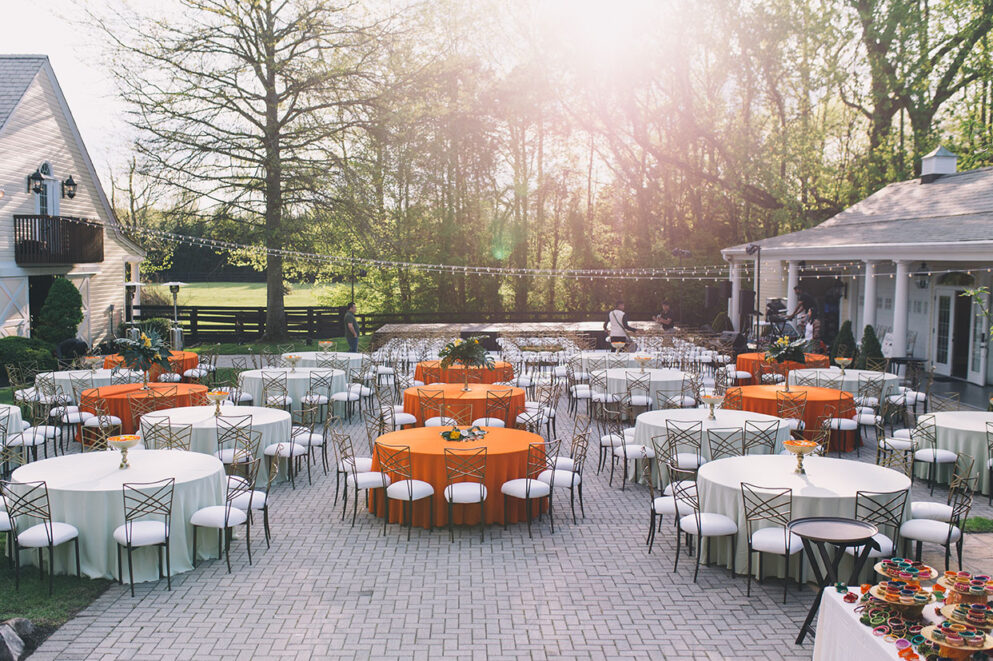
[13,214,104,265]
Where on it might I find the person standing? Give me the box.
[654,301,675,331]
[787,285,817,320]
[604,300,636,350]
[344,302,359,352]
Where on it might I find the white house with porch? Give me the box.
[0,55,143,346]
[722,147,993,387]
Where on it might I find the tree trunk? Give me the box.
[261,6,286,341]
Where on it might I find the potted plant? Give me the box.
[764,336,807,391]
[438,336,494,392]
[115,329,173,389]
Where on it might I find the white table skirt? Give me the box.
[144,405,292,483]
[2,403,24,436]
[788,367,900,399]
[594,367,687,398]
[239,367,346,413]
[36,369,143,403]
[813,589,940,661]
[915,411,993,494]
[283,352,365,372]
[11,450,225,582]
[697,455,910,576]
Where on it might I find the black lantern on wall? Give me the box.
[26,169,44,194]
[62,175,77,199]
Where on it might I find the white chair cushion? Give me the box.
[856,397,879,408]
[49,405,80,417]
[628,395,652,407]
[471,417,506,428]
[652,496,692,517]
[733,371,752,381]
[843,532,894,558]
[751,526,804,555]
[7,429,52,446]
[113,520,168,546]
[183,368,208,379]
[600,433,625,447]
[663,480,694,496]
[914,448,957,463]
[672,452,704,470]
[900,519,961,544]
[231,490,267,511]
[301,394,329,405]
[17,521,79,547]
[879,437,913,451]
[678,512,738,537]
[613,444,652,459]
[887,394,909,406]
[339,457,374,473]
[856,413,881,426]
[552,456,575,471]
[263,442,308,458]
[266,395,293,406]
[444,482,487,503]
[83,415,123,427]
[394,412,418,426]
[828,418,858,431]
[909,501,953,522]
[190,505,248,528]
[293,432,324,447]
[386,479,434,501]
[500,478,551,499]
[229,391,253,403]
[537,469,580,487]
[0,512,10,533]
[783,418,805,431]
[157,373,182,383]
[891,428,911,439]
[214,448,253,464]
[347,471,390,490]
[425,416,457,427]
[61,411,94,424]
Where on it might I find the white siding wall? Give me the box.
[758,258,788,311]
[0,66,140,344]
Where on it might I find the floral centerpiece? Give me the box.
[114,330,172,389]
[764,336,806,392]
[439,336,494,392]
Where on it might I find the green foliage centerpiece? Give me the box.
[115,330,173,389]
[764,336,806,392]
[439,336,494,392]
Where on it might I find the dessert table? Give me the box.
[414,360,514,385]
[369,426,544,528]
[697,455,910,577]
[238,367,346,414]
[594,367,687,399]
[79,383,209,433]
[735,352,829,385]
[144,405,291,483]
[916,411,993,494]
[402,383,526,426]
[737,385,857,452]
[103,350,198,381]
[10,450,225,582]
[35,369,143,402]
[281,351,365,372]
[788,367,900,399]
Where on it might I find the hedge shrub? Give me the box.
[33,278,83,345]
[857,325,884,369]
[0,336,57,385]
[829,320,857,365]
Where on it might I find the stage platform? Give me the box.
[373,321,663,350]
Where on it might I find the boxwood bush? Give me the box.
[0,336,57,386]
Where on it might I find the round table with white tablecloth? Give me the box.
[914,411,993,494]
[594,367,687,400]
[282,351,365,372]
[1,403,25,438]
[787,367,900,399]
[697,455,910,576]
[238,367,346,413]
[10,450,225,582]
[35,369,143,403]
[143,405,291,483]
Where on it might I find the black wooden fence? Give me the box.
[136,305,635,344]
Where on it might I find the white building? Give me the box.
[0,55,143,345]
[722,147,993,387]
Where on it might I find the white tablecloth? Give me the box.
[917,411,993,494]
[813,589,939,660]
[633,408,790,456]
[36,369,143,402]
[10,450,225,582]
[697,455,910,576]
[1,403,24,439]
[283,351,365,372]
[594,367,687,398]
[238,367,346,413]
[788,367,899,399]
[576,351,652,370]
[145,405,291,483]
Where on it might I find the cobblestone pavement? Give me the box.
[30,394,993,660]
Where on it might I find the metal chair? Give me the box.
[114,478,175,597]
[443,446,488,541]
[500,440,559,539]
[191,458,258,573]
[741,482,803,602]
[376,443,435,540]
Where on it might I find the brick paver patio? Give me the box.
[29,396,993,660]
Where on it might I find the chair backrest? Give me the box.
[121,478,175,529]
[128,391,169,431]
[948,487,973,532]
[375,443,413,484]
[569,432,590,474]
[987,421,993,466]
[818,372,842,390]
[930,392,962,412]
[743,419,780,455]
[854,489,908,539]
[0,407,8,446]
[443,447,487,492]
[857,373,885,402]
[444,401,473,426]
[776,390,807,421]
[483,389,512,424]
[330,429,359,475]
[707,428,742,460]
[417,388,445,420]
[68,373,95,403]
[261,370,288,395]
[625,372,651,398]
[668,464,700,513]
[217,413,254,459]
[664,419,703,455]
[308,370,336,395]
[423,365,442,384]
[792,371,818,387]
[0,480,53,541]
[225,458,259,517]
[864,357,889,373]
[740,483,792,541]
[949,453,977,497]
[526,440,558,482]
[722,387,742,411]
[111,368,136,385]
[912,414,937,449]
[161,422,193,451]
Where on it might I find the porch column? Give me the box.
[729,261,741,331]
[892,260,910,358]
[862,260,878,333]
[786,261,799,313]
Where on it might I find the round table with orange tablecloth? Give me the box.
[368,426,546,528]
[414,360,514,385]
[103,350,199,381]
[79,383,209,433]
[736,385,857,453]
[403,383,526,427]
[735,352,829,385]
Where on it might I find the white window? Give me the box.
[33,162,60,216]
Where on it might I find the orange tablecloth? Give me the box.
[103,350,199,381]
[79,383,208,433]
[369,427,545,528]
[403,384,526,427]
[735,353,829,385]
[414,360,514,385]
[737,385,857,453]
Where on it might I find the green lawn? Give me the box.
[0,562,110,635]
[146,282,331,307]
